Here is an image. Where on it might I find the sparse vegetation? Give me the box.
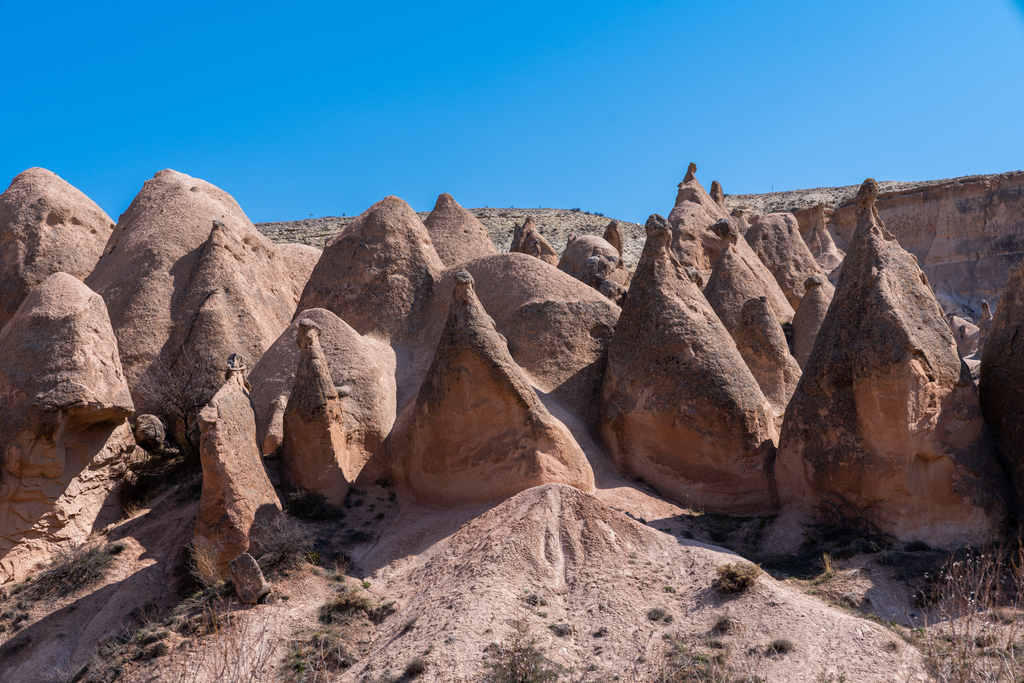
[660,635,730,683]
[284,488,345,521]
[404,656,427,678]
[28,539,125,600]
[482,619,562,683]
[766,639,793,655]
[283,628,356,682]
[188,536,223,592]
[713,615,734,633]
[548,622,572,637]
[250,515,313,575]
[714,563,761,594]
[318,590,375,625]
[648,607,673,623]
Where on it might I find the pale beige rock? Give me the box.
[949,315,980,358]
[667,163,732,277]
[195,355,281,576]
[423,193,497,267]
[704,219,796,337]
[793,203,845,276]
[247,308,396,484]
[228,552,271,604]
[556,234,630,296]
[0,168,116,328]
[85,170,303,423]
[777,179,1008,548]
[0,273,139,582]
[735,297,801,426]
[277,242,322,295]
[282,320,350,506]
[745,212,825,310]
[509,216,558,266]
[388,271,594,505]
[791,274,834,369]
[601,214,779,514]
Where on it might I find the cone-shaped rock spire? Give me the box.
[509,217,558,266]
[423,193,498,267]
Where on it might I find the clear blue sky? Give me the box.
[2,1,1022,224]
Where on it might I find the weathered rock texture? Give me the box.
[710,180,726,207]
[195,356,281,576]
[84,170,305,420]
[667,164,732,276]
[792,204,845,276]
[556,234,630,296]
[703,219,795,337]
[735,297,801,425]
[949,315,980,359]
[791,274,835,369]
[603,220,625,256]
[0,273,139,582]
[228,552,271,604]
[509,216,558,266]
[601,215,779,513]
[423,193,497,267]
[281,320,351,505]
[388,271,594,505]
[744,212,825,310]
[776,180,1008,548]
[0,168,116,328]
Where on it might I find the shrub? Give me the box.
[713,615,734,633]
[404,657,427,678]
[715,563,761,593]
[285,488,344,521]
[32,540,124,598]
[188,536,222,592]
[548,622,572,637]
[482,619,562,683]
[647,607,671,623]
[318,591,375,625]
[767,639,793,655]
[283,629,356,682]
[251,515,313,574]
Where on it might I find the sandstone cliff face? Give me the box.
[388,271,594,505]
[601,215,779,514]
[776,180,1008,548]
[423,193,497,267]
[195,357,281,576]
[0,168,116,328]
[744,212,825,310]
[84,170,304,423]
[0,273,139,582]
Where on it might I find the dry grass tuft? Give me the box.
[714,563,761,594]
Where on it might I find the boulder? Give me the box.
[228,553,271,604]
[0,168,116,328]
[777,180,1008,548]
[703,219,795,337]
[133,415,166,452]
[423,193,497,267]
[744,212,825,310]
[0,273,140,582]
[600,215,779,514]
[557,234,630,296]
[509,217,558,266]
[791,274,834,369]
[84,170,304,429]
[666,162,732,276]
[195,355,281,576]
[735,297,801,426]
[281,320,351,505]
[388,271,594,505]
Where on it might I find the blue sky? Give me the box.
[1,1,1022,224]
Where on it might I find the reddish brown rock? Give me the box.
[0,168,116,329]
[277,242,322,295]
[704,219,795,337]
[0,273,139,582]
[735,297,801,426]
[509,216,558,266]
[777,180,1008,548]
[601,215,779,514]
[388,271,594,505]
[195,355,281,576]
[745,212,825,310]
[794,204,845,276]
[602,220,625,257]
[667,163,732,276]
[979,300,992,352]
[710,180,726,207]
[791,274,835,369]
[557,234,630,295]
[423,193,497,267]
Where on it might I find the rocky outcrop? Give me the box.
[735,297,801,425]
[229,552,271,604]
[84,170,304,423]
[557,234,630,296]
[949,316,980,359]
[509,217,558,266]
[667,163,732,276]
[0,273,139,582]
[744,212,825,310]
[703,219,795,336]
[388,271,594,505]
[277,242,322,294]
[791,274,834,369]
[710,180,726,207]
[603,220,625,256]
[600,215,779,514]
[195,355,281,576]
[423,193,497,267]
[0,168,116,328]
[793,204,845,276]
[979,300,992,352]
[281,320,351,505]
[777,180,1008,548]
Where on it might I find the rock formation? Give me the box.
[195,354,281,576]
[667,163,732,276]
[949,315,980,359]
[297,195,445,340]
[791,274,834,369]
[281,319,351,505]
[735,297,801,425]
[793,204,845,276]
[0,168,116,328]
[556,234,630,296]
[229,552,271,604]
[602,220,625,256]
[84,170,305,425]
[423,193,497,267]
[776,179,1008,548]
[277,242,322,294]
[710,180,726,207]
[703,219,795,336]
[601,215,779,514]
[509,217,558,266]
[744,212,825,310]
[0,273,139,582]
[388,271,594,505]
[979,299,992,352]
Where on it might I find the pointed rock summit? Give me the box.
[745,212,826,310]
[0,273,140,582]
[735,297,801,426]
[710,180,726,207]
[777,179,1008,548]
[509,217,558,266]
[667,162,732,275]
[704,218,795,336]
[388,270,594,505]
[423,193,498,267]
[791,274,834,369]
[0,168,116,328]
[601,215,779,513]
[602,220,625,256]
[797,204,845,275]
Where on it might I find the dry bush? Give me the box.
[189,536,223,592]
[134,348,209,456]
[169,601,278,683]
[318,589,376,625]
[284,488,344,522]
[715,563,761,594]
[250,515,313,575]
[31,540,126,600]
[481,618,562,683]
[659,635,730,683]
[282,629,356,683]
